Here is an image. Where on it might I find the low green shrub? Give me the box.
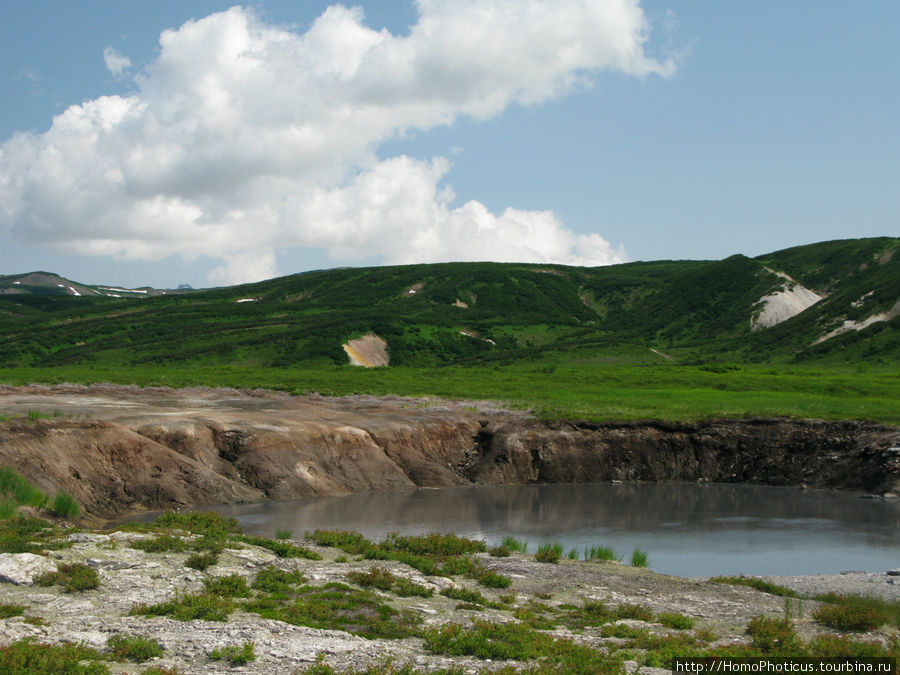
[441,587,488,606]
[383,532,486,557]
[813,596,890,632]
[391,551,440,576]
[392,576,434,598]
[710,575,800,598]
[0,515,69,554]
[626,630,714,668]
[305,529,372,554]
[346,565,434,598]
[513,600,558,630]
[439,554,480,577]
[131,593,234,622]
[0,602,25,619]
[185,552,218,571]
[746,616,801,655]
[488,544,510,557]
[204,574,251,598]
[658,611,696,629]
[275,529,292,540]
[153,511,242,538]
[476,569,512,589]
[346,565,395,591]
[564,600,613,628]
[48,491,80,518]
[535,542,563,564]
[0,467,48,509]
[0,500,17,520]
[0,639,108,674]
[601,623,646,639]
[130,534,186,553]
[35,562,99,592]
[813,604,888,632]
[209,642,255,666]
[424,619,622,672]
[106,634,164,662]
[252,567,308,593]
[239,535,322,560]
[247,582,420,639]
[614,603,653,622]
[807,633,899,657]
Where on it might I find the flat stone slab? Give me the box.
[0,552,57,585]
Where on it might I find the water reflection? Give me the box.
[194,482,899,577]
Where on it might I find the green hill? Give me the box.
[0,237,896,372]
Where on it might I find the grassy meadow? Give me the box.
[2,360,897,424]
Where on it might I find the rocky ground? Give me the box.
[0,528,897,674]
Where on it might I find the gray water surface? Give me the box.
[200,482,899,578]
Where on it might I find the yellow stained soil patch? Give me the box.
[343,333,390,367]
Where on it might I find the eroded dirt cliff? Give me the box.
[0,385,897,518]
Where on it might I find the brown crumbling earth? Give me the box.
[0,384,898,520]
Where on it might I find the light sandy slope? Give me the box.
[751,269,824,331]
[343,333,390,367]
[813,299,900,345]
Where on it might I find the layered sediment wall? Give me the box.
[0,385,897,518]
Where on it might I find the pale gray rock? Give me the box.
[0,552,57,585]
[66,533,111,544]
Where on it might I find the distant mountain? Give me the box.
[0,271,177,298]
[0,237,896,369]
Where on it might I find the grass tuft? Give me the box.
[585,545,620,562]
[501,535,528,553]
[630,548,649,568]
[535,542,563,564]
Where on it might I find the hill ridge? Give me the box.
[0,237,896,369]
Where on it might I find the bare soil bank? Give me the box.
[0,385,898,519]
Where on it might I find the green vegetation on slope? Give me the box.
[0,238,896,422]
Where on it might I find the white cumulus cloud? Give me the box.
[103,47,132,77]
[1,2,673,285]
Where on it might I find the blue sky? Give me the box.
[1,1,897,289]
